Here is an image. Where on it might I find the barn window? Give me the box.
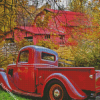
[45,35,50,39]
[59,35,65,39]
[24,37,33,42]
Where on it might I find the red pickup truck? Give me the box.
[0,45,100,100]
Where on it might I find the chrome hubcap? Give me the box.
[54,89,60,97]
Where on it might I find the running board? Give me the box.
[12,90,41,98]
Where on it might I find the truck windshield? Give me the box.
[41,52,55,61]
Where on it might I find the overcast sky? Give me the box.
[28,0,93,9]
[28,0,69,9]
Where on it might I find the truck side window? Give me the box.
[41,52,55,61]
[19,50,29,62]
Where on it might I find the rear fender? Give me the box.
[0,72,12,91]
[42,73,87,100]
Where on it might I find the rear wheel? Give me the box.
[46,80,69,100]
[49,84,64,100]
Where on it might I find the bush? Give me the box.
[54,46,74,67]
[15,39,34,50]
[0,54,15,70]
[36,40,59,50]
[72,40,100,69]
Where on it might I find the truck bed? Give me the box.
[36,67,95,92]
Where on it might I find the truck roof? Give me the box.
[20,45,58,56]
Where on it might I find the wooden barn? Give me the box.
[5,9,90,46]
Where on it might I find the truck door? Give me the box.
[14,49,36,92]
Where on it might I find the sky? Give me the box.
[28,0,68,9]
[28,0,93,9]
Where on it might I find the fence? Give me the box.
[0,43,18,57]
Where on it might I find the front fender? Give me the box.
[42,73,87,100]
[0,72,12,91]
[0,68,5,72]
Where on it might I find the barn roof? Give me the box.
[17,9,89,35]
[15,26,65,35]
[44,8,90,26]
[5,9,90,36]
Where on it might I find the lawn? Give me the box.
[0,86,41,100]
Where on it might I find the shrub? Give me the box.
[54,46,74,67]
[36,40,59,50]
[72,40,100,69]
[15,39,34,50]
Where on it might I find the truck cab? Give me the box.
[0,45,100,100]
[7,45,58,93]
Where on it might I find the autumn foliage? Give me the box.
[68,0,100,69]
[0,0,100,69]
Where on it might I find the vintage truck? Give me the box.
[0,45,100,100]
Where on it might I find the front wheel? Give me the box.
[48,83,68,100]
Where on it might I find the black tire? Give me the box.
[44,80,70,100]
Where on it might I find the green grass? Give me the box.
[0,87,41,100]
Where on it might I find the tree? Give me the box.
[0,30,4,42]
[66,0,100,42]
[69,0,87,12]
[0,0,16,32]
[68,0,100,69]
[0,0,36,32]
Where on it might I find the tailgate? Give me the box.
[95,70,100,93]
